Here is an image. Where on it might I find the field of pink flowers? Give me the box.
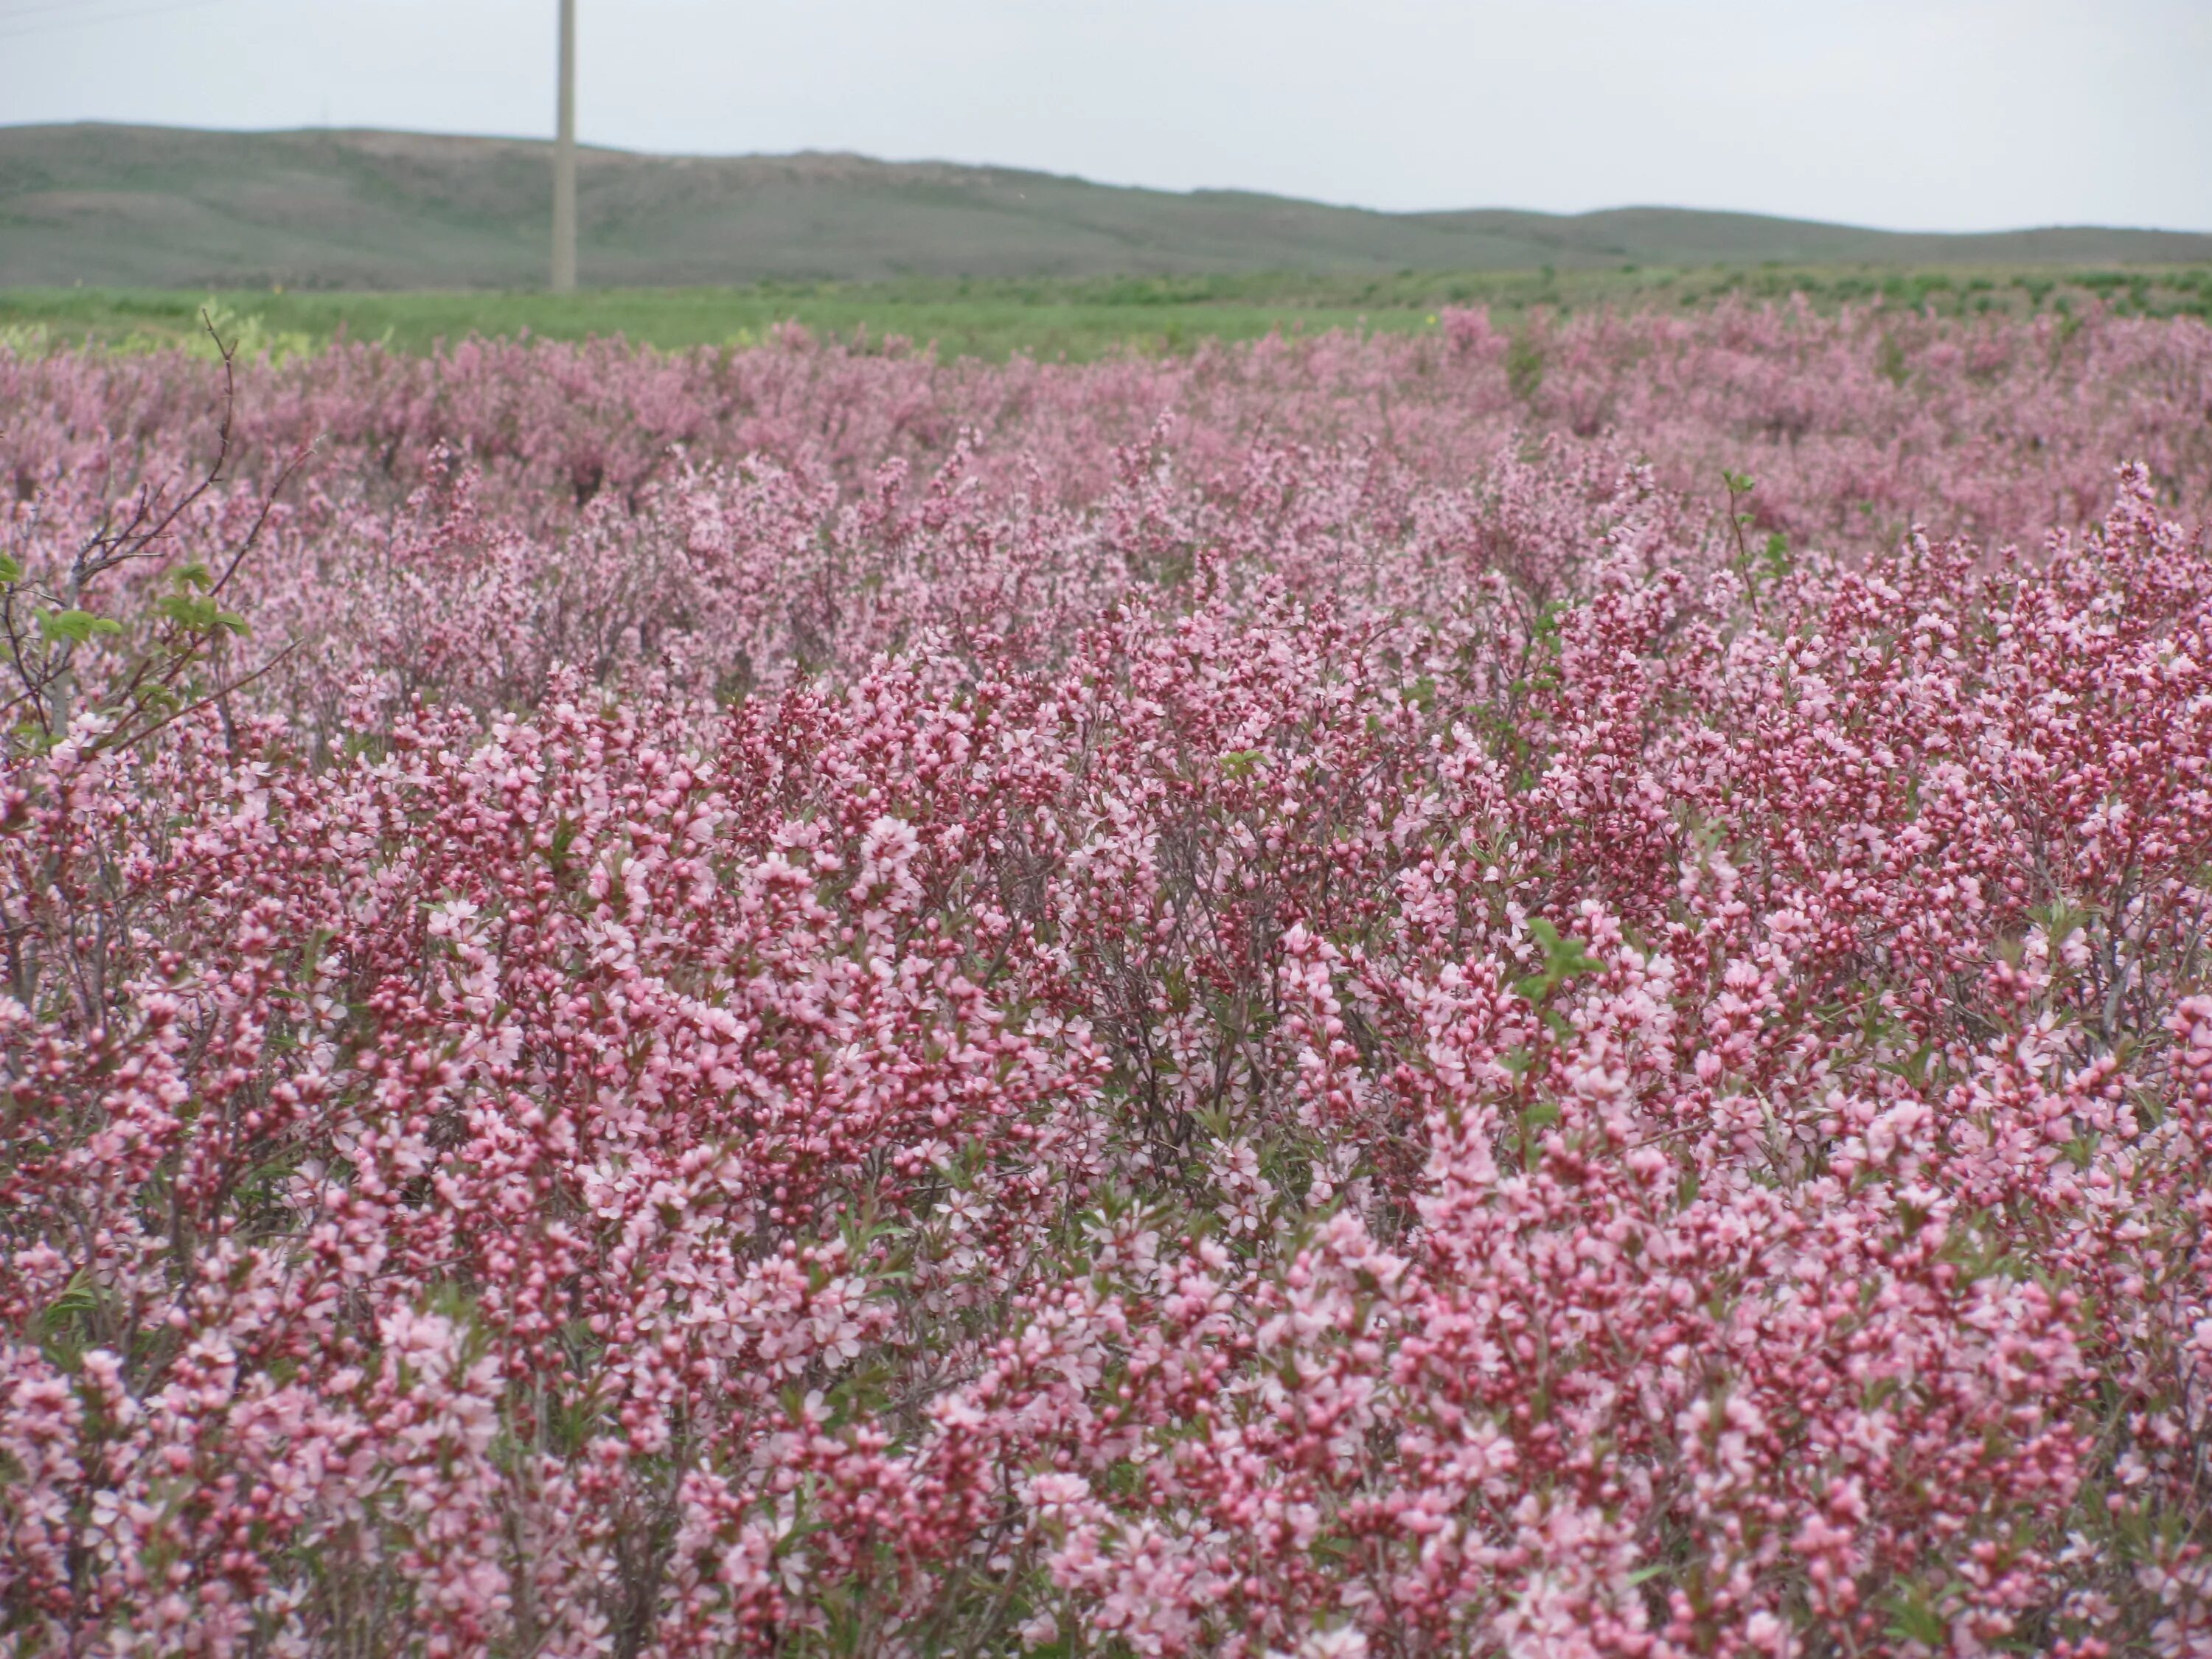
[4,299,2212,1658]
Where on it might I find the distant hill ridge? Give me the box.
[4,122,2209,289]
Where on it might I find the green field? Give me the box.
[7,124,2208,358]
[7,265,2211,364]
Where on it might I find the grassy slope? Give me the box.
[7,123,2212,291]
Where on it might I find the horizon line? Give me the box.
[9,119,2211,240]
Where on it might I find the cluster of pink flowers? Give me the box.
[4,300,2211,1656]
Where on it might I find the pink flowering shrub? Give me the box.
[4,305,2212,1656]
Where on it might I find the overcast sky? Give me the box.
[2,0,2207,232]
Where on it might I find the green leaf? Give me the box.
[46,1269,100,1322]
[1517,917,1604,1004]
[547,815,580,865]
[35,1269,101,1368]
[156,593,249,636]
[38,608,122,644]
[1883,1587,1947,1645]
[0,554,21,584]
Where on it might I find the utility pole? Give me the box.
[551,0,577,292]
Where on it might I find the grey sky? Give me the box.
[3,0,2208,231]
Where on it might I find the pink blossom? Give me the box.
[4,308,2211,1653]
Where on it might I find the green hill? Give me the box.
[5,123,2209,290]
